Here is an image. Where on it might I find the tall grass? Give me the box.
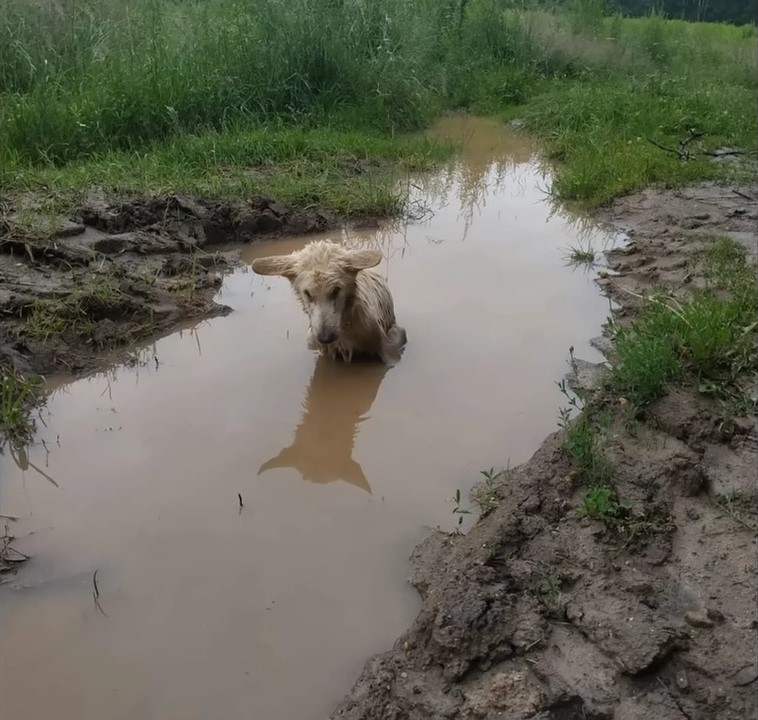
[0,0,444,164]
[1,0,755,205]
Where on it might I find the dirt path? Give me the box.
[0,192,330,376]
[330,184,758,720]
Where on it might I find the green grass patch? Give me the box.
[3,126,453,217]
[517,73,756,206]
[612,237,757,407]
[0,368,42,447]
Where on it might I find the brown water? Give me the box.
[0,116,618,720]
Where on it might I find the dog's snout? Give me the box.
[317,329,338,345]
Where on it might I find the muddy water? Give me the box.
[0,116,617,720]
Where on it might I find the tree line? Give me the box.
[612,0,756,25]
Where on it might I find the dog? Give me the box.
[251,240,407,366]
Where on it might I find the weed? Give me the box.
[472,464,511,515]
[583,485,626,519]
[451,488,471,530]
[713,490,758,532]
[564,242,596,267]
[557,378,613,488]
[529,564,569,619]
[0,369,42,447]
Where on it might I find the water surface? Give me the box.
[0,116,616,720]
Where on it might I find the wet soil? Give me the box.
[0,192,329,375]
[331,183,758,720]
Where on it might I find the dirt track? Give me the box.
[331,184,758,720]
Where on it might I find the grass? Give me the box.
[3,125,454,217]
[0,368,42,447]
[611,237,757,408]
[21,275,143,349]
[0,1,755,211]
[564,242,596,267]
[555,234,756,541]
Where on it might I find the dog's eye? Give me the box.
[329,287,340,301]
[303,290,313,302]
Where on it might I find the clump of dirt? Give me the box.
[0,191,330,376]
[331,184,758,720]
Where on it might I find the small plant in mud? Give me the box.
[582,488,674,555]
[582,485,627,520]
[472,465,511,516]
[713,490,758,532]
[528,565,570,619]
[557,379,613,488]
[451,488,471,530]
[0,368,42,447]
[563,242,596,268]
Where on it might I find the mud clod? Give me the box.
[684,610,714,629]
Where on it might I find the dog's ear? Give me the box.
[342,249,382,272]
[251,255,297,278]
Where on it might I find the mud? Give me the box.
[331,183,758,720]
[0,192,328,375]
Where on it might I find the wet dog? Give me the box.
[252,240,407,366]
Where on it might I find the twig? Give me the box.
[92,569,108,616]
[524,636,546,653]
[731,188,757,202]
[93,593,108,616]
[712,497,758,532]
[702,149,758,158]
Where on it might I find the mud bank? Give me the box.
[0,192,330,376]
[331,183,758,720]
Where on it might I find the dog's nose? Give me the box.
[317,330,337,345]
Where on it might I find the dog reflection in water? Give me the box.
[258,355,388,493]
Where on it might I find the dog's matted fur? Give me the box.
[252,240,407,365]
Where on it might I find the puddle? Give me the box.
[0,116,619,720]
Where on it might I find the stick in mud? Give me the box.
[92,569,108,617]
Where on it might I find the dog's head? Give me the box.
[252,241,382,345]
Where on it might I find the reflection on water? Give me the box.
[7,444,58,487]
[0,114,622,720]
[259,356,387,493]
